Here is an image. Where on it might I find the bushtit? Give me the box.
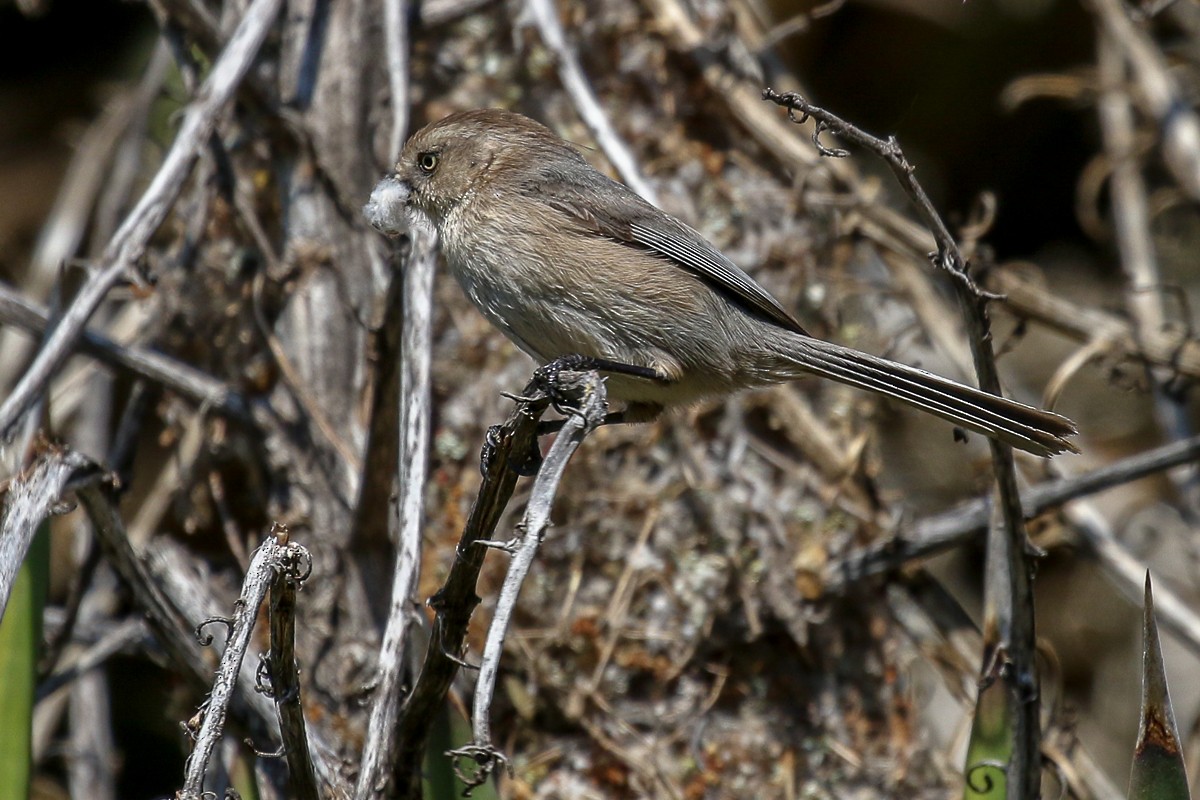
[365,109,1077,456]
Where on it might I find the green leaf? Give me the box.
[0,523,49,800]
[423,702,500,800]
[962,673,1011,800]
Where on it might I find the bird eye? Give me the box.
[417,152,440,173]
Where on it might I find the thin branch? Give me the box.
[526,0,659,206]
[348,252,406,554]
[67,665,119,800]
[127,409,206,549]
[644,0,828,173]
[644,0,959,318]
[249,274,362,473]
[0,447,97,619]
[383,0,411,161]
[829,433,1200,586]
[450,371,608,791]
[356,226,437,800]
[1131,0,1183,17]
[763,88,1041,799]
[74,482,280,743]
[387,380,555,797]
[0,46,167,387]
[265,526,319,800]
[892,576,1127,800]
[0,0,283,439]
[763,89,996,299]
[985,269,1200,381]
[142,535,350,799]
[37,617,148,701]
[756,0,846,51]
[1064,502,1200,660]
[1099,31,1168,341]
[72,481,359,800]
[177,534,302,800]
[1088,0,1200,200]
[39,529,103,678]
[1096,23,1200,519]
[0,284,252,420]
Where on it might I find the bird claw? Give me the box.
[532,356,591,415]
[479,425,503,476]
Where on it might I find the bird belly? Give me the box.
[441,220,763,408]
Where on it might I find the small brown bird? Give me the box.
[365,108,1078,456]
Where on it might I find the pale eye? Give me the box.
[417,152,440,173]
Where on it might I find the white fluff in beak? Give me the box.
[363,176,411,236]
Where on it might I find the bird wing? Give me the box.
[520,169,809,336]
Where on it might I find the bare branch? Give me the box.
[830,432,1200,585]
[0,0,284,439]
[176,534,303,800]
[1088,0,1200,200]
[38,617,148,701]
[1096,23,1200,518]
[1064,503,1200,660]
[526,0,659,206]
[451,371,608,790]
[986,269,1200,382]
[75,483,284,752]
[763,87,1042,799]
[356,226,437,800]
[265,526,320,800]
[387,379,555,796]
[0,284,252,421]
[0,448,97,618]
[383,0,411,161]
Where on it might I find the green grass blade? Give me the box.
[0,523,49,800]
[962,674,1011,800]
[423,702,500,800]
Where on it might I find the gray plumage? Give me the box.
[365,109,1078,457]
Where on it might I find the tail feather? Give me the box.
[789,339,1079,457]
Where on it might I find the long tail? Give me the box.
[784,337,1079,456]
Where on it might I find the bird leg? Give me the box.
[482,355,666,476]
[532,354,663,405]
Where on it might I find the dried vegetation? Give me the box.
[2,0,1200,798]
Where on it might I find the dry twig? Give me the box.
[0,448,98,617]
[386,375,555,796]
[450,370,608,791]
[1088,0,1200,199]
[0,285,253,421]
[175,533,311,800]
[264,525,320,800]
[0,0,284,441]
[830,432,1200,586]
[356,226,437,800]
[763,87,1044,799]
[525,0,659,205]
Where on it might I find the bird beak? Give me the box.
[363,174,412,236]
